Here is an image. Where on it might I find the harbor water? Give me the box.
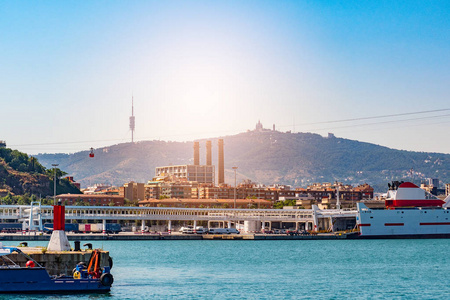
[5,239,450,299]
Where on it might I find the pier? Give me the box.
[1,232,358,241]
[0,204,357,233]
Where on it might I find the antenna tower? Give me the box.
[129,96,135,143]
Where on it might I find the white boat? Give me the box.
[357,181,450,238]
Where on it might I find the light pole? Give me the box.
[232,167,238,209]
[52,164,59,205]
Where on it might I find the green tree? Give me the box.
[46,168,67,179]
[274,199,297,209]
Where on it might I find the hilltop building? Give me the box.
[253,120,276,132]
[0,140,5,148]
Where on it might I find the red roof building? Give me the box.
[57,194,125,206]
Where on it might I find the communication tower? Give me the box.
[129,96,135,143]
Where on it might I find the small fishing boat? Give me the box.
[0,245,113,294]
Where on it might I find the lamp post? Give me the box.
[52,164,59,205]
[232,167,238,209]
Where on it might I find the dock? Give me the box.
[1,232,358,241]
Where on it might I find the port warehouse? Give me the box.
[0,205,357,233]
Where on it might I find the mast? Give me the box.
[129,95,135,143]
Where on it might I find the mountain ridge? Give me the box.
[34,131,450,192]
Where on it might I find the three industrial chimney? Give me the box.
[193,139,224,185]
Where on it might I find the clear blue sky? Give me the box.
[1,0,449,154]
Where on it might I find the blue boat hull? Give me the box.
[0,268,110,293]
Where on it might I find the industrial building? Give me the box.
[154,139,224,185]
[155,165,215,184]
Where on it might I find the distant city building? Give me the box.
[138,198,273,209]
[57,194,125,206]
[145,178,199,200]
[160,182,193,199]
[64,176,81,190]
[145,181,162,199]
[155,165,215,184]
[420,178,440,195]
[298,182,374,206]
[425,178,440,188]
[83,184,111,194]
[119,181,145,201]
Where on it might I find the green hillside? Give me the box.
[0,147,81,200]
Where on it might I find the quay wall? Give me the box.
[1,233,354,241]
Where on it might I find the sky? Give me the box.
[1,0,449,155]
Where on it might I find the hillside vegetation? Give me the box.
[34,131,450,192]
[0,147,81,199]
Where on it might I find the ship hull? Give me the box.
[0,268,110,294]
[352,233,450,239]
[357,203,450,237]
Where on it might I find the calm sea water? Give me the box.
[5,239,450,299]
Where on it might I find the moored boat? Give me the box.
[0,245,113,294]
[357,181,450,238]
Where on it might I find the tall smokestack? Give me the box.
[206,140,212,166]
[194,142,200,165]
[218,139,224,184]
